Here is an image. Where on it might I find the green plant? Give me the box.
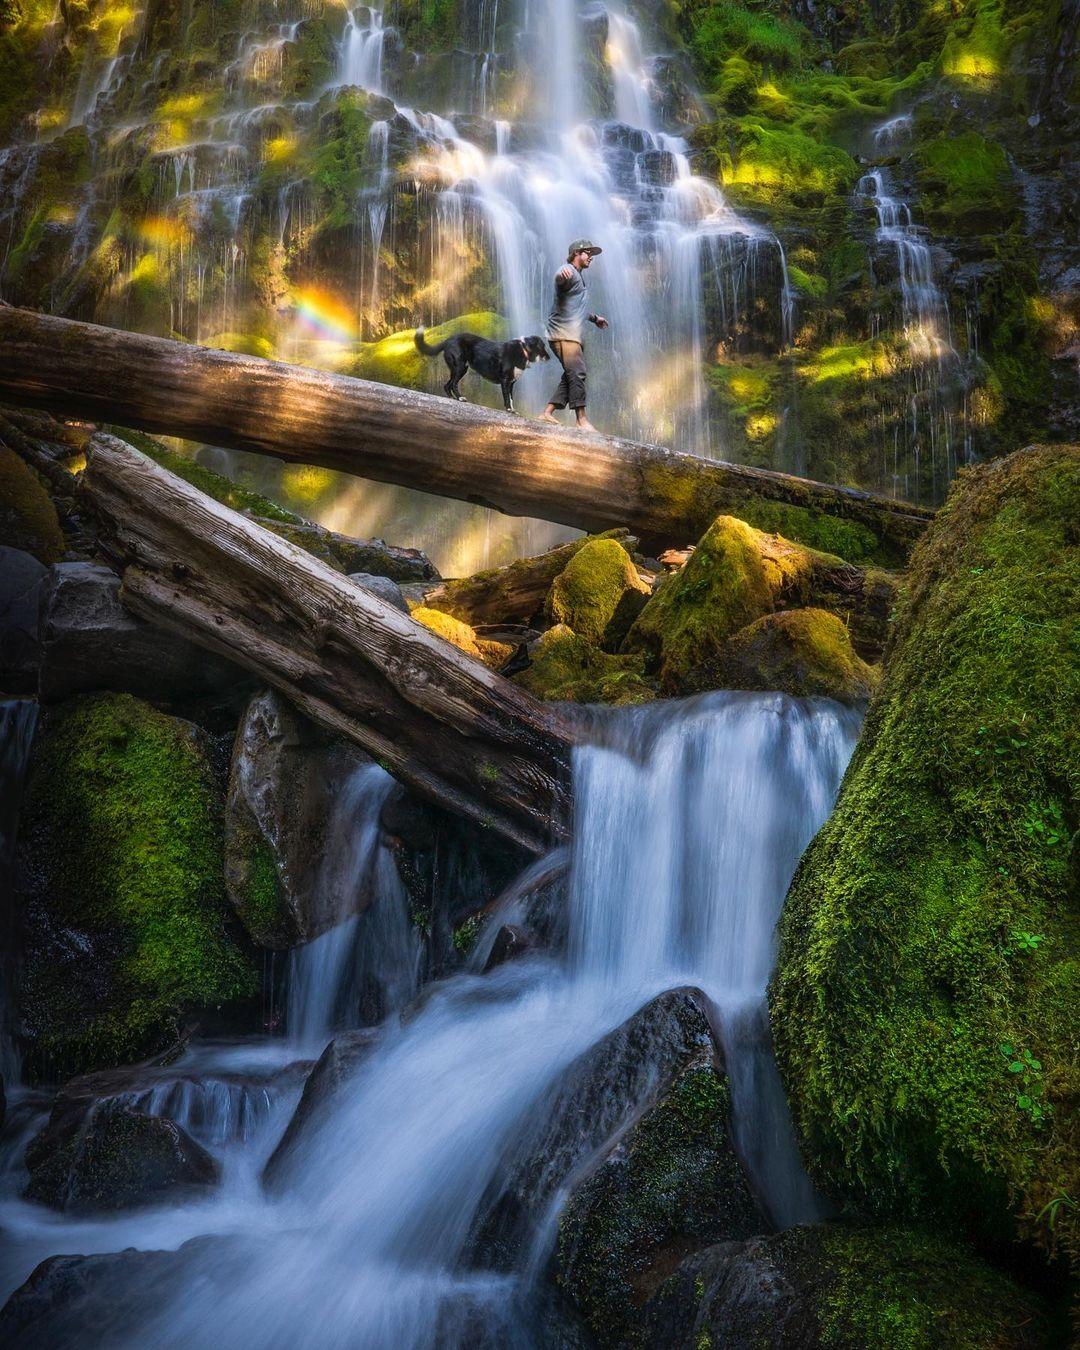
[1009,929,1044,953]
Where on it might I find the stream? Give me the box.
[0,691,860,1345]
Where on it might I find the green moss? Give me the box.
[724,120,859,203]
[558,1057,761,1346]
[411,605,483,658]
[545,537,649,648]
[772,445,1080,1280]
[388,0,461,53]
[716,607,879,699]
[0,442,65,562]
[625,515,822,693]
[236,836,288,948]
[682,0,808,76]
[21,693,257,1077]
[916,130,1013,227]
[311,88,373,226]
[513,626,655,706]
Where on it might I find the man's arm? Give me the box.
[555,265,575,290]
[588,312,609,329]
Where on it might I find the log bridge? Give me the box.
[0,307,931,566]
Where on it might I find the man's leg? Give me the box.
[562,344,595,431]
[542,341,571,423]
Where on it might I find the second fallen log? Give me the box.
[79,433,579,853]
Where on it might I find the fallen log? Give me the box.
[79,432,579,854]
[0,308,932,566]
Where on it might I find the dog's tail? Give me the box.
[414,326,448,357]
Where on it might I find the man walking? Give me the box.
[541,239,608,432]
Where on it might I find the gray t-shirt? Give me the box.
[546,264,590,344]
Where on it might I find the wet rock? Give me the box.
[469,988,765,1270]
[0,1236,244,1349]
[224,687,370,947]
[714,608,878,701]
[262,1029,380,1193]
[0,444,65,564]
[602,123,652,154]
[348,570,409,612]
[545,537,650,649]
[513,625,654,705]
[0,546,47,693]
[637,149,678,187]
[483,923,538,971]
[25,1098,219,1213]
[639,1225,1054,1349]
[37,561,246,708]
[555,1045,761,1345]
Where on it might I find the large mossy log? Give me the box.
[79,432,578,854]
[0,307,931,566]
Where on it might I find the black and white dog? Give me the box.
[414,328,550,413]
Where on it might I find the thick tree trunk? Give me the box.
[79,432,578,854]
[0,308,931,565]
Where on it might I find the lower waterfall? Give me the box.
[0,692,860,1344]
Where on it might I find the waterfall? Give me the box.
[286,763,420,1050]
[0,701,37,1092]
[0,694,861,1338]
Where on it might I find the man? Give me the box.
[541,238,608,432]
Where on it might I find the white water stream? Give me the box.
[0,693,860,1344]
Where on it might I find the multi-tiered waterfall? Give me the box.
[0,0,791,571]
[0,693,860,1344]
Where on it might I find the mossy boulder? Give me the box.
[513,626,655,706]
[715,608,879,700]
[771,445,1080,1278]
[641,1223,1055,1349]
[18,693,257,1078]
[556,1056,761,1346]
[411,605,484,659]
[25,1098,218,1214]
[0,443,65,563]
[625,516,842,694]
[545,537,650,648]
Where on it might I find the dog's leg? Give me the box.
[502,377,517,414]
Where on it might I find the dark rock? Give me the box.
[0,1236,244,1349]
[262,1028,380,1193]
[602,123,652,154]
[37,561,245,708]
[24,1098,219,1213]
[555,1045,761,1345]
[483,923,538,970]
[469,988,764,1269]
[254,518,439,582]
[639,1225,1054,1349]
[348,571,409,612]
[224,687,370,947]
[0,546,47,693]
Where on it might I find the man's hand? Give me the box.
[592,314,609,329]
[556,265,575,288]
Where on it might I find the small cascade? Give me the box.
[335,6,388,96]
[0,694,860,1341]
[0,701,38,1092]
[286,763,420,1049]
[855,116,970,503]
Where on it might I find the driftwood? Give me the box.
[0,307,932,565]
[79,432,579,854]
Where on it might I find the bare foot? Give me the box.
[540,412,561,424]
[576,417,597,433]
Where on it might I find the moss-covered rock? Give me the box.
[771,445,1080,1279]
[411,604,484,659]
[545,537,650,648]
[625,516,848,694]
[556,1056,761,1346]
[513,625,655,706]
[715,608,878,700]
[641,1223,1055,1349]
[19,693,257,1078]
[0,443,65,563]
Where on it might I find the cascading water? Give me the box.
[855,115,971,503]
[286,762,421,1049]
[0,692,861,1343]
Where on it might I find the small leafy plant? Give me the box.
[1009,929,1043,953]
[1000,1042,1053,1128]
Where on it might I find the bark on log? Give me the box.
[79,433,579,854]
[0,308,932,566]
